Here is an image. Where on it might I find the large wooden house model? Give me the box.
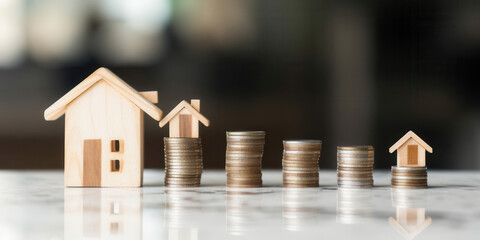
[44,68,163,187]
[389,131,433,167]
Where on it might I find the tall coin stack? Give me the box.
[337,146,374,189]
[164,137,203,187]
[225,131,266,188]
[282,140,322,188]
[391,166,427,189]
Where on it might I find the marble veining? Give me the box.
[0,170,479,240]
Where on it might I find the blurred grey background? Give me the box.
[0,0,479,169]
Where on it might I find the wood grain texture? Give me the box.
[179,114,193,137]
[159,101,187,127]
[389,131,432,153]
[83,139,102,187]
[168,113,180,137]
[390,131,431,167]
[65,81,143,187]
[407,145,418,165]
[160,100,208,138]
[159,100,209,127]
[191,99,200,111]
[44,75,102,121]
[139,91,158,104]
[45,67,162,121]
[190,100,200,138]
[396,138,426,167]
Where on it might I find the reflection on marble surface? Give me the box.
[336,188,373,224]
[0,170,479,240]
[64,188,142,240]
[282,188,321,231]
[389,189,432,240]
[226,189,264,235]
[165,189,201,240]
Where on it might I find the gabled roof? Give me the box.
[159,100,210,127]
[44,67,163,121]
[389,131,433,153]
[389,217,432,240]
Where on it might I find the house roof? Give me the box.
[159,100,210,127]
[389,131,433,153]
[44,67,163,121]
[389,217,432,240]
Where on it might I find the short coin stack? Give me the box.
[337,146,374,189]
[282,140,322,188]
[391,166,427,189]
[225,131,266,188]
[164,137,203,187]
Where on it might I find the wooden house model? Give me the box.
[159,99,210,138]
[389,131,433,168]
[44,68,163,187]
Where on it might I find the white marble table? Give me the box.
[0,170,479,240]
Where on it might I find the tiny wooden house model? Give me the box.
[44,68,163,187]
[159,100,210,138]
[389,131,433,167]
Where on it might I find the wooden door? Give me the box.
[83,139,102,187]
[407,145,418,165]
[179,114,192,137]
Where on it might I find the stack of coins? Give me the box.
[391,166,427,189]
[337,146,374,188]
[164,137,203,187]
[282,140,322,188]
[225,131,266,188]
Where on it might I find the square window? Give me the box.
[111,140,120,152]
[111,160,120,172]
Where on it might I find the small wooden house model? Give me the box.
[44,68,163,187]
[159,99,210,138]
[389,131,433,168]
